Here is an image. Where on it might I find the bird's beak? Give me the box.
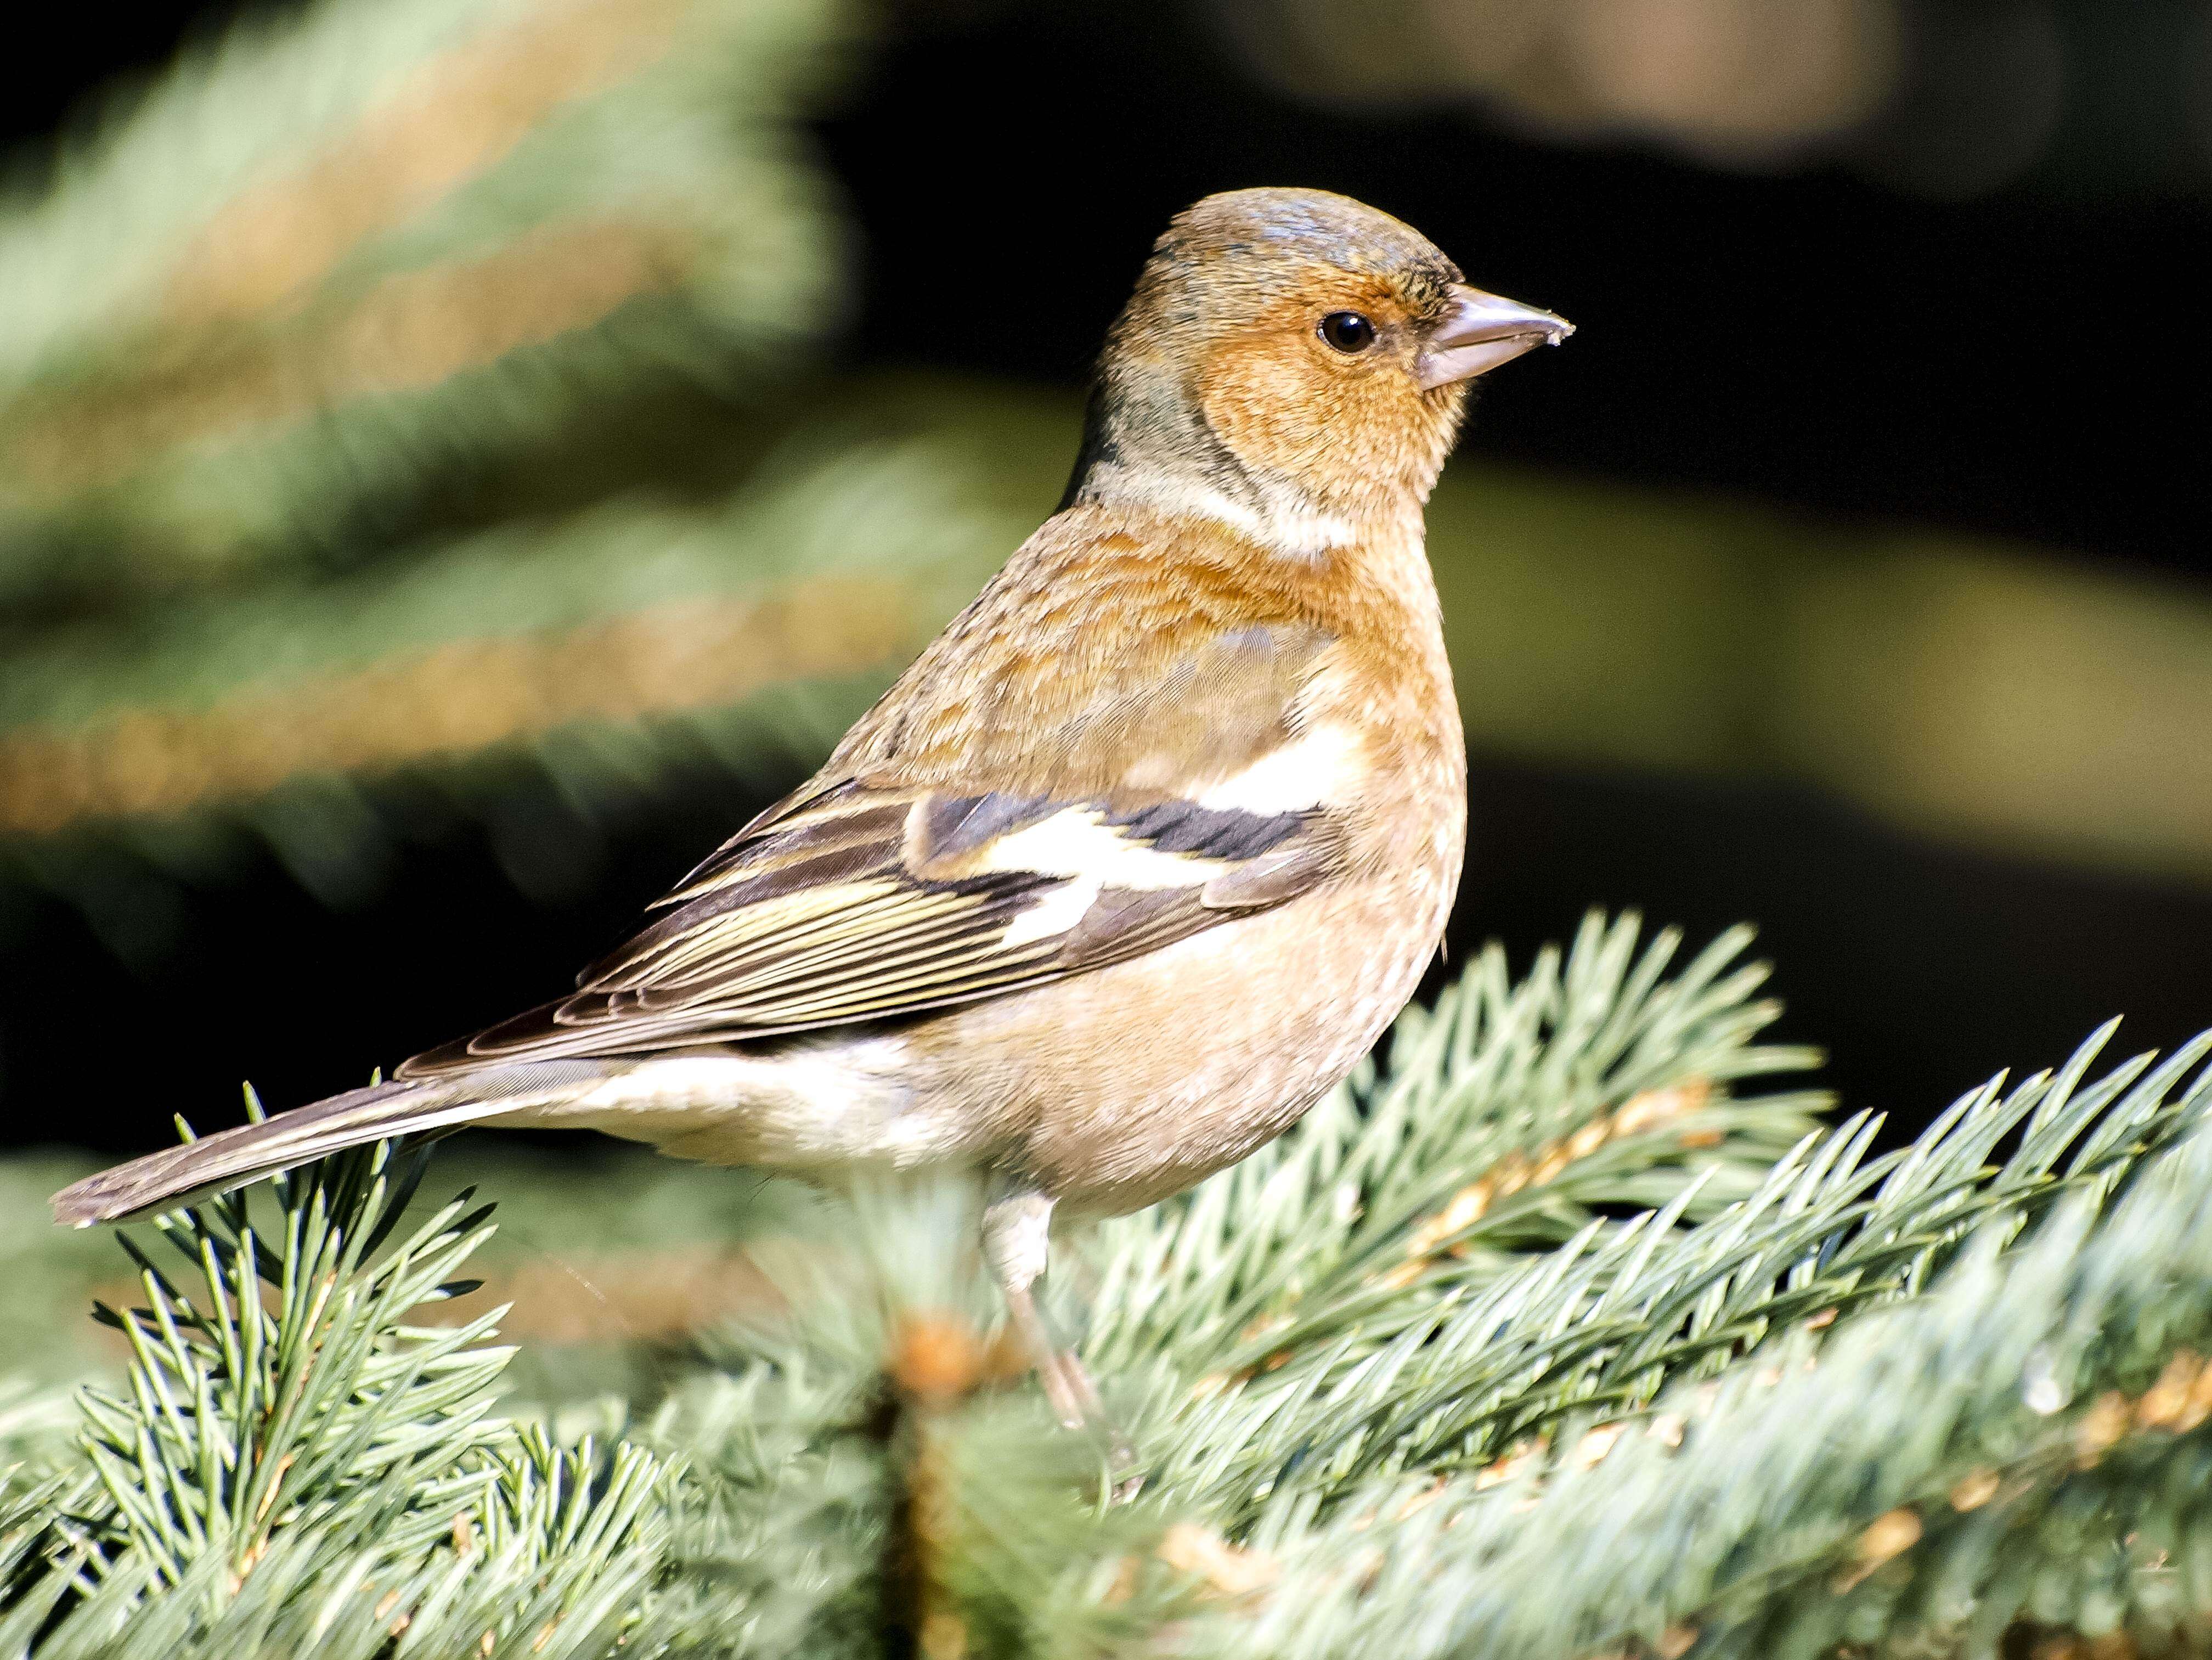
[1414,285,1574,389]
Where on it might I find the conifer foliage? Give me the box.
[0,0,988,925]
[7,8,2211,1658]
[5,915,2211,1658]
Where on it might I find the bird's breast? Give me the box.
[927,860,1459,1214]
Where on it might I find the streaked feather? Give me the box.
[399,779,1339,1076]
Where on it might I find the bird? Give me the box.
[53,187,1571,1438]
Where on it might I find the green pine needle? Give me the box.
[7,916,2212,1657]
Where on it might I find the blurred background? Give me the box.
[0,0,2206,1175]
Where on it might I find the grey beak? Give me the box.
[1414,285,1574,389]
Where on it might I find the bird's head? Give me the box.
[1066,187,1571,550]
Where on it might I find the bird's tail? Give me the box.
[50,1075,553,1228]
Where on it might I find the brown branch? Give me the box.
[0,573,924,834]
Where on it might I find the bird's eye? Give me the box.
[1318,311,1376,353]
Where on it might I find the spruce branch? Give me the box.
[8,1137,676,1658]
[8,922,2212,1657]
[1133,985,2211,1516]
[0,432,1009,820]
[67,1139,508,1586]
[0,0,851,583]
[0,425,1029,925]
[654,1177,1181,1658]
[1176,1029,2212,1660]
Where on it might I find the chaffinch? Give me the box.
[54,188,1571,1434]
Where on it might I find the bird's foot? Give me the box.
[1037,1345,1143,1503]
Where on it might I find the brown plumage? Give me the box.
[52,187,1571,1440]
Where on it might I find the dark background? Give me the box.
[1,0,2206,1150]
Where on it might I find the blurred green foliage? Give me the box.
[0,0,849,577]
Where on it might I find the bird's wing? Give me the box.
[398,510,1376,1077]
[396,776,1344,1075]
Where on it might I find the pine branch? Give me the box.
[1133,1001,2211,1517]
[0,0,851,586]
[67,1141,508,1586]
[0,426,1029,921]
[0,431,1011,814]
[1178,1031,2212,1660]
[7,1137,675,1658]
[9,921,2212,1657]
[651,1177,1183,1658]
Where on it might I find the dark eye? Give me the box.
[1318,311,1376,353]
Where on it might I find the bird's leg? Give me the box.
[981,1187,1083,1427]
[981,1186,1136,1483]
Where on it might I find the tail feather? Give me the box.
[52,1079,500,1227]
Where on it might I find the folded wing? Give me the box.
[397,779,1341,1076]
